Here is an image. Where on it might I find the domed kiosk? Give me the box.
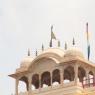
[17,56,34,72]
[64,47,84,58]
[9,46,95,95]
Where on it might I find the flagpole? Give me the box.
[50,25,53,47]
[51,27,52,45]
[86,22,90,60]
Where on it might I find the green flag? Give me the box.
[51,31,56,40]
[51,25,56,40]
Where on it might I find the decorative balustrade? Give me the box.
[82,77,95,88]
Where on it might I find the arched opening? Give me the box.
[78,67,86,85]
[32,74,39,90]
[41,71,51,88]
[89,71,94,85]
[18,76,28,93]
[52,69,60,86]
[64,66,75,83]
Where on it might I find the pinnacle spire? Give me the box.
[58,40,61,47]
[65,42,67,50]
[36,49,38,56]
[42,44,44,51]
[28,48,30,56]
[72,37,75,45]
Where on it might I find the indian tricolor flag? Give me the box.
[86,22,90,60]
[86,23,89,43]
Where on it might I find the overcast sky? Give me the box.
[0,0,95,95]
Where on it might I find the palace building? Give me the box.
[9,24,95,95]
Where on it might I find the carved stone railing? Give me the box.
[18,81,76,95]
[19,91,28,95]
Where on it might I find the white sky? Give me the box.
[0,0,95,95]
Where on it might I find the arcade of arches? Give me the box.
[16,65,95,93]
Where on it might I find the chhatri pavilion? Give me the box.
[9,24,95,95]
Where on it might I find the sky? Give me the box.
[0,0,95,95]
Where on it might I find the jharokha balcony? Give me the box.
[16,74,95,95]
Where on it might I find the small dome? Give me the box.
[20,56,34,68]
[42,48,65,57]
[64,47,84,58]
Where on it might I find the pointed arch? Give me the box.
[78,67,86,82]
[64,66,75,83]
[88,71,94,85]
[52,69,60,85]
[32,74,39,89]
[41,71,51,88]
[19,76,28,92]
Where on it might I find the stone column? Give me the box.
[50,71,52,87]
[93,73,95,86]
[39,74,41,89]
[28,76,32,95]
[15,79,19,95]
[86,71,89,87]
[74,63,78,85]
[60,68,64,85]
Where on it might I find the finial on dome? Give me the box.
[28,48,30,56]
[65,42,67,50]
[72,37,75,45]
[42,44,44,51]
[58,40,61,47]
[35,49,38,56]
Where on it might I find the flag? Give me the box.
[51,31,56,40]
[51,25,56,40]
[86,23,89,42]
[49,25,56,47]
[86,22,90,60]
[88,45,90,60]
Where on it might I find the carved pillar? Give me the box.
[28,76,32,95]
[86,70,89,87]
[74,63,78,85]
[93,73,95,86]
[39,74,41,89]
[60,68,64,85]
[50,71,52,87]
[15,79,19,95]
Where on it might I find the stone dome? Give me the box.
[42,48,65,57]
[64,47,84,58]
[20,56,34,68]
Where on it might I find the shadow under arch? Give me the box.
[52,69,60,85]
[41,71,51,88]
[19,76,28,92]
[78,66,86,82]
[32,74,39,89]
[88,71,94,84]
[64,66,75,83]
